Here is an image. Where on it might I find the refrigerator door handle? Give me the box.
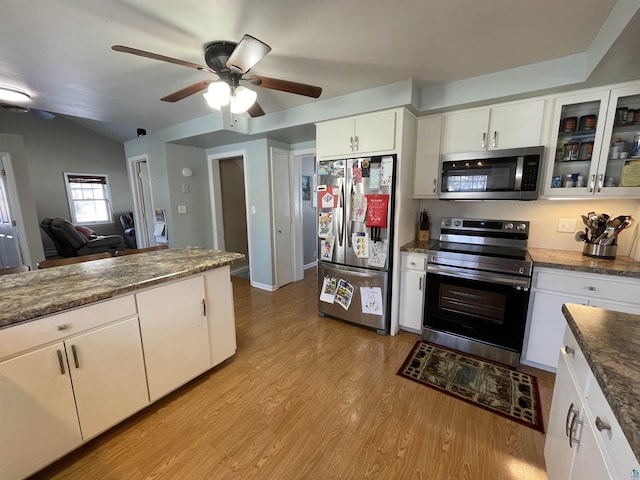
[337,182,344,246]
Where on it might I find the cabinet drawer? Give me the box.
[401,253,427,271]
[586,376,640,480]
[0,295,137,359]
[562,326,591,395]
[536,270,640,304]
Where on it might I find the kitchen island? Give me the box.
[544,303,640,479]
[0,247,243,480]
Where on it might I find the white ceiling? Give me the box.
[1,0,639,143]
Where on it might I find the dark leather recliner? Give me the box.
[119,212,137,249]
[40,217,125,257]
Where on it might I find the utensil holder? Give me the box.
[582,243,617,259]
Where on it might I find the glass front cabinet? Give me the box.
[544,85,640,198]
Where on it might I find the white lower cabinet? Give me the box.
[0,316,148,480]
[0,343,82,480]
[524,267,640,370]
[399,252,427,333]
[136,275,211,402]
[545,326,638,480]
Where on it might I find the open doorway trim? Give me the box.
[207,150,253,281]
[0,152,29,266]
[127,154,155,249]
[291,147,316,279]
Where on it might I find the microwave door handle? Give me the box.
[514,156,524,190]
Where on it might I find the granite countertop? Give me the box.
[0,247,244,329]
[529,247,640,278]
[562,303,640,462]
[400,240,438,253]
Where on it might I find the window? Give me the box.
[64,172,113,225]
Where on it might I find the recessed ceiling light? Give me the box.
[0,86,31,103]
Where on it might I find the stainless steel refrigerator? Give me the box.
[316,155,396,334]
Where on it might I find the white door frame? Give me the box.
[291,147,316,279]
[207,150,253,278]
[127,154,155,248]
[0,152,29,266]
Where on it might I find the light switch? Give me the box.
[251,205,256,214]
[182,184,190,193]
[177,205,187,214]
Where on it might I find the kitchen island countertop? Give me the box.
[562,303,640,462]
[0,247,244,329]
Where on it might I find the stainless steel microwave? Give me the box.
[439,146,544,201]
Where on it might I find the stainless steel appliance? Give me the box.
[423,217,533,367]
[439,146,544,201]
[317,155,395,334]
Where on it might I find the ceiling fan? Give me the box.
[112,34,322,117]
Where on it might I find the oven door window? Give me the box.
[425,273,529,351]
[441,158,517,193]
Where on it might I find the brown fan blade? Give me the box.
[247,101,265,118]
[226,34,271,74]
[112,45,216,74]
[247,75,322,98]
[161,80,212,102]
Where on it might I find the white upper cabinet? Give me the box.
[316,110,397,159]
[413,115,442,198]
[441,99,545,154]
[543,84,640,198]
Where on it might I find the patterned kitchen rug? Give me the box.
[397,341,544,433]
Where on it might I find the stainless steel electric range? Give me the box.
[423,217,533,367]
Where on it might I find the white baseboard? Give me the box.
[303,260,317,270]
[250,281,277,291]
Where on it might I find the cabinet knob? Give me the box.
[57,324,68,331]
[587,286,596,291]
[410,261,416,266]
[595,416,611,432]
[564,345,575,356]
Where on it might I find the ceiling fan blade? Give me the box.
[161,80,212,102]
[247,101,265,118]
[226,35,271,74]
[112,45,216,74]
[247,75,322,98]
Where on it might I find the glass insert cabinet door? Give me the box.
[545,85,640,197]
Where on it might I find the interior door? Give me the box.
[128,156,155,248]
[271,148,294,288]
[0,156,24,266]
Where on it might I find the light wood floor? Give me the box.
[33,269,554,480]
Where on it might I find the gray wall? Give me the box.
[300,154,316,266]
[0,110,134,261]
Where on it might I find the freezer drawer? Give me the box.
[317,262,388,334]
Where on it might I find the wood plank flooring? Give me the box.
[33,269,554,479]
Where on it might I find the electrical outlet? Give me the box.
[557,218,577,233]
[177,205,187,214]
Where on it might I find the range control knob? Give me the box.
[504,222,514,230]
[443,219,451,227]
[517,223,527,230]
[453,220,462,227]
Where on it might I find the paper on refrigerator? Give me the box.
[351,232,369,258]
[335,279,355,310]
[360,287,383,315]
[318,212,334,238]
[368,240,388,268]
[319,276,337,304]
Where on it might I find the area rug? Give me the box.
[397,341,544,433]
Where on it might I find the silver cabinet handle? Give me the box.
[481,132,486,150]
[569,411,581,448]
[432,178,437,194]
[71,344,80,369]
[595,416,611,432]
[492,131,497,148]
[597,174,603,192]
[349,136,354,152]
[565,402,576,436]
[419,277,423,291]
[564,345,575,356]
[354,135,359,152]
[57,324,68,331]
[202,299,207,316]
[589,174,595,193]
[56,349,66,375]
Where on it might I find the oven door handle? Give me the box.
[426,264,530,289]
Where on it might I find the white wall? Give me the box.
[419,198,640,256]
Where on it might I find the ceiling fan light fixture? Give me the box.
[0,86,31,103]
[229,86,257,114]
[203,81,231,110]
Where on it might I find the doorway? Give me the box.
[270,147,295,288]
[0,153,26,267]
[127,155,155,248]
[219,157,249,277]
